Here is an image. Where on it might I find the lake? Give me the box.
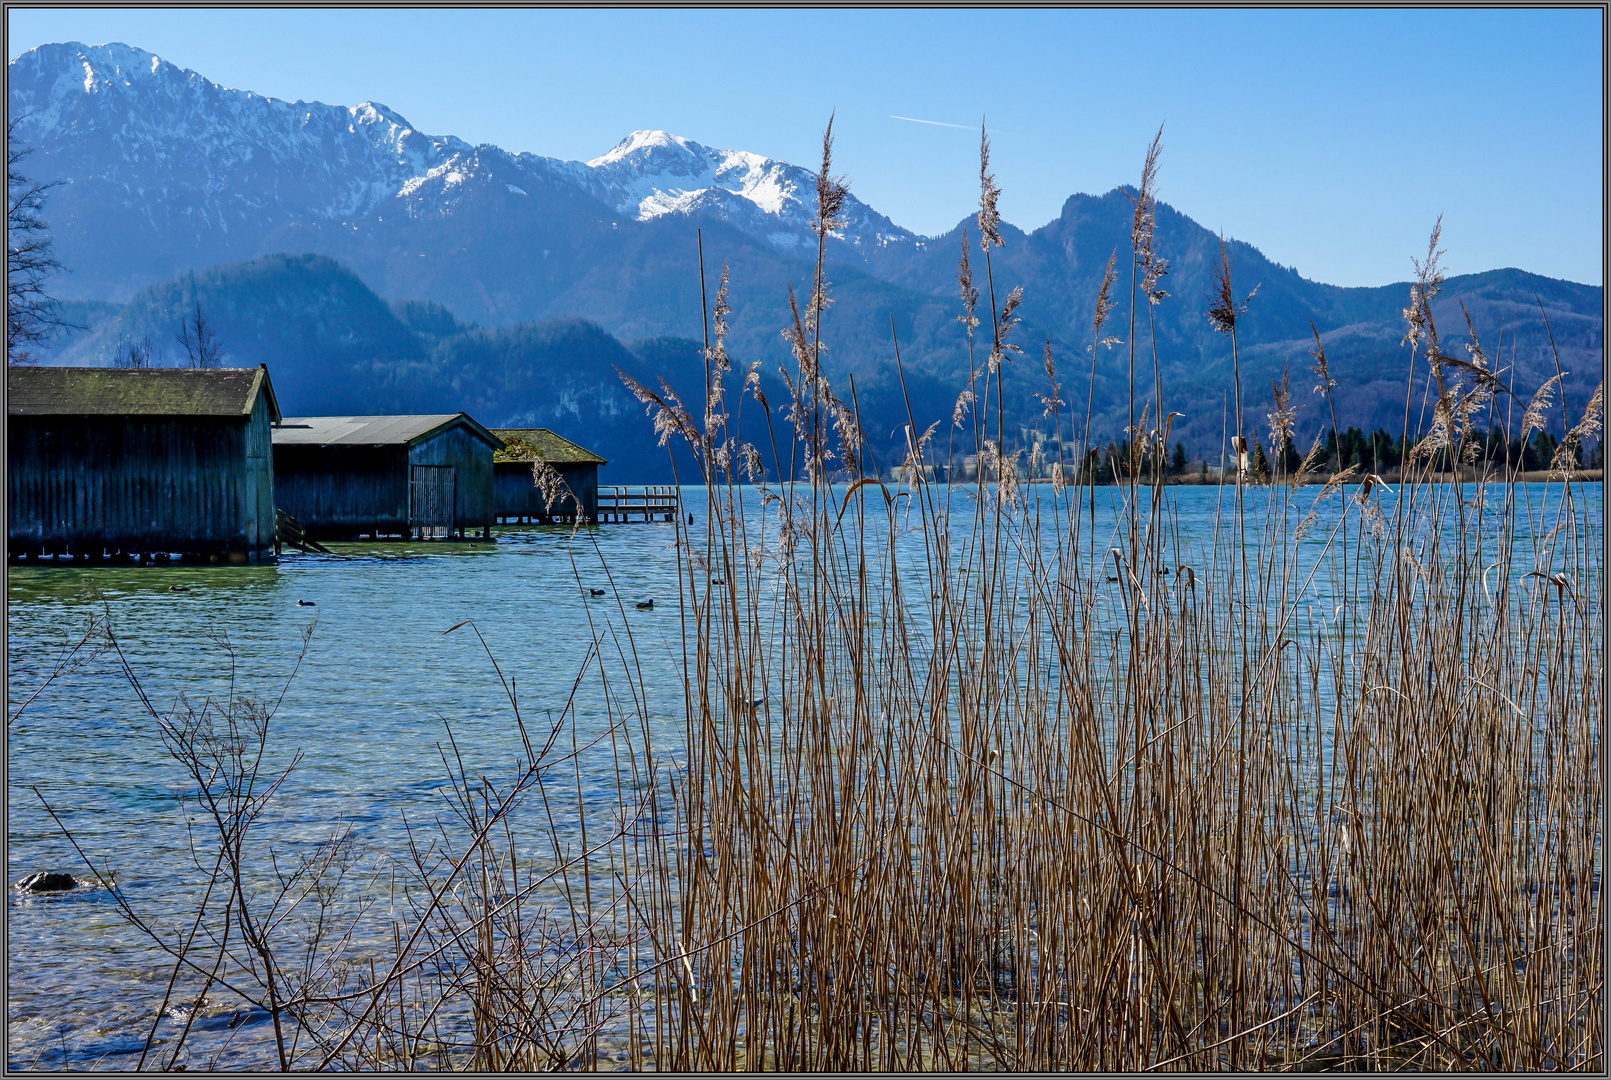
[7,480,1600,1068]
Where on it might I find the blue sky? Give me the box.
[8,8,1604,286]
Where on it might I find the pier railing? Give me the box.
[598,486,680,523]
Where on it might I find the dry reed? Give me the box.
[614,123,1603,1072]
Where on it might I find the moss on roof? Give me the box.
[8,366,280,421]
[492,428,606,465]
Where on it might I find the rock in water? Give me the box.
[15,871,79,893]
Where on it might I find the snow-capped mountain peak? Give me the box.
[584,129,788,220]
[72,41,158,89]
[579,128,913,250]
[6,40,921,298]
[587,129,702,168]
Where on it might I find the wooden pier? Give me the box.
[493,486,680,525]
[597,486,680,523]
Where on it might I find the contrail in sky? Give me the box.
[890,115,973,130]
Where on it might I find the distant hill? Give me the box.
[43,253,773,482]
[49,254,427,415]
[12,41,1603,466]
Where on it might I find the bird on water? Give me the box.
[636,599,654,610]
[297,599,317,606]
[588,588,606,596]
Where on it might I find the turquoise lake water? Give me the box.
[6,480,1600,1068]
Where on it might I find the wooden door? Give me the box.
[409,465,455,538]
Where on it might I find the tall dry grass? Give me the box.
[616,121,1603,1071]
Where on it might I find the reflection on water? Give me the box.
[7,482,1600,1068]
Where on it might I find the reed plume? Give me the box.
[977,122,1003,250]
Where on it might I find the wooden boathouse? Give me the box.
[7,365,281,563]
[271,414,502,541]
[492,428,605,524]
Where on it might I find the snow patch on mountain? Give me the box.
[585,130,790,219]
[581,129,915,251]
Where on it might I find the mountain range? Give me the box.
[10,41,1602,478]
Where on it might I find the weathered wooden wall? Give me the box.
[242,393,276,552]
[561,463,599,519]
[273,422,496,540]
[272,444,409,539]
[410,426,495,537]
[8,410,274,559]
[494,461,599,520]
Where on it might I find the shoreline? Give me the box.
[1014,467,1605,487]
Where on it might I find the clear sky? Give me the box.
[7,7,1605,286]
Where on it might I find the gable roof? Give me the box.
[273,413,503,450]
[492,428,607,465]
[8,365,281,422]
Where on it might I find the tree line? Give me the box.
[1014,422,1596,485]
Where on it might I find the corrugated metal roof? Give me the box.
[493,428,607,465]
[8,365,280,422]
[274,413,503,449]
